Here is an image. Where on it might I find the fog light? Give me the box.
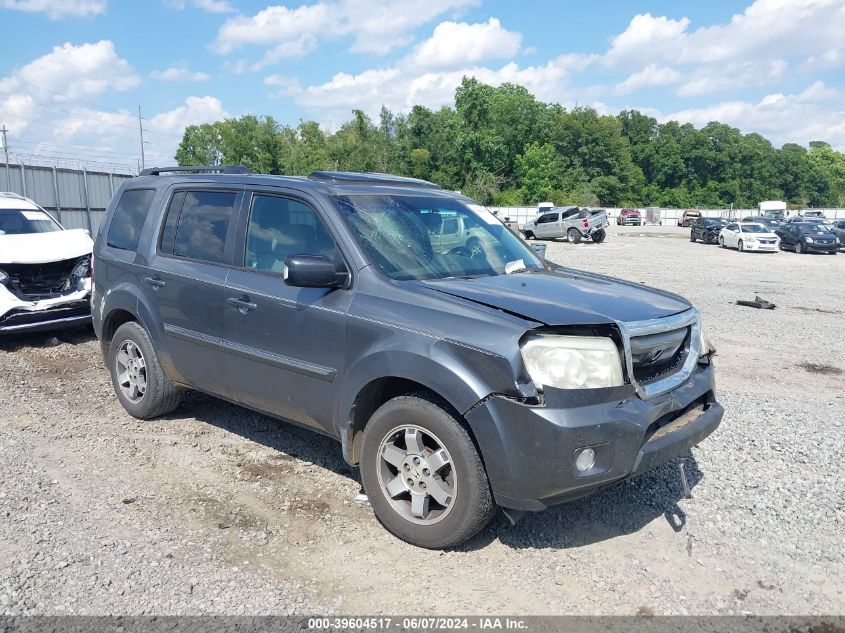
[575,448,596,472]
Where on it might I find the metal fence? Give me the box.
[490,206,845,228]
[3,162,134,237]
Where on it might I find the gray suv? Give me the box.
[92,167,723,549]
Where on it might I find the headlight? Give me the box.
[521,335,624,390]
[745,237,757,242]
[805,237,815,243]
[71,256,91,280]
[0,269,8,285]
[697,313,712,357]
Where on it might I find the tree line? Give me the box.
[176,77,845,208]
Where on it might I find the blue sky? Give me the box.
[1,0,843,173]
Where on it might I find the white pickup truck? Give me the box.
[521,206,609,243]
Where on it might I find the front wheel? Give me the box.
[690,232,696,242]
[567,228,582,244]
[796,242,803,254]
[738,240,745,252]
[719,237,725,248]
[523,231,534,240]
[591,229,606,243]
[360,394,495,549]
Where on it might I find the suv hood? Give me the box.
[0,229,93,265]
[416,268,690,325]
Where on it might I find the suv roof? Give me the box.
[133,166,451,198]
[0,192,40,210]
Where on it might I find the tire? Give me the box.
[719,236,725,248]
[465,237,482,257]
[591,229,606,243]
[523,231,534,240]
[796,242,802,254]
[738,240,744,252]
[567,228,582,244]
[109,321,181,419]
[359,393,495,549]
[690,232,696,242]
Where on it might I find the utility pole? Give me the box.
[138,106,146,171]
[1,125,9,191]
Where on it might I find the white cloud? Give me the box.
[165,0,234,13]
[408,18,522,70]
[1,0,105,19]
[0,43,228,170]
[214,0,480,60]
[287,54,596,125]
[1,40,139,99]
[677,59,788,97]
[604,13,690,67]
[151,65,211,82]
[614,64,681,95]
[251,34,319,70]
[667,82,845,151]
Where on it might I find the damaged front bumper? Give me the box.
[0,281,92,334]
[465,359,722,512]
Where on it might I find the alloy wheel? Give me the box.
[115,340,147,403]
[376,425,456,525]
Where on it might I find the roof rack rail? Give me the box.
[140,165,252,176]
[308,171,441,189]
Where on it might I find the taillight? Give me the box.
[582,219,589,229]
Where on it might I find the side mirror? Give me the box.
[284,255,348,289]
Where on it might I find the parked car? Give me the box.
[786,215,825,224]
[522,206,608,243]
[741,216,781,229]
[690,217,728,244]
[92,167,722,549]
[830,220,845,249]
[0,192,93,334]
[775,222,839,254]
[680,209,701,227]
[617,208,642,226]
[717,222,779,252]
[801,210,825,219]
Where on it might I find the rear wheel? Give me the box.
[567,228,581,244]
[465,237,483,257]
[360,394,494,549]
[591,229,606,243]
[109,322,181,419]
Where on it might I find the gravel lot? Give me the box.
[1,225,843,616]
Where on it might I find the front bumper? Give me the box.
[465,361,722,511]
[803,242,838,253]
[0,282,92,334]
[742,241,779,251]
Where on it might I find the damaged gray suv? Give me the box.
[92,167,723,548]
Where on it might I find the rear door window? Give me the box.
[159,190,237,264]
[107,188,156,251]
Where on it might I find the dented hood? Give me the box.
[0,229,93,265]
[416,267,691,325]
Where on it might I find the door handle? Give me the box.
[144,276,166,288]
[227,296,257,313]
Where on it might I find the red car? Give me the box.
[617,208,642,226]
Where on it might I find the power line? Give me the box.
[12,138,170,158]
[0,73,134,117]
[0,88,146,134]
[0,110,144,144]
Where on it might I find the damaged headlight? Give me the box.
[71,256,91,280]
[521,334,624,390]
[0,269,8,285]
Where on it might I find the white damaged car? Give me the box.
[0,192,93,334]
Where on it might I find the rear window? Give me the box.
[159,190,237,264]
[107,189,156,251]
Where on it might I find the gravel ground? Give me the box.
[0,225,843,615]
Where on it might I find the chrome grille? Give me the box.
[619,309,701,400]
